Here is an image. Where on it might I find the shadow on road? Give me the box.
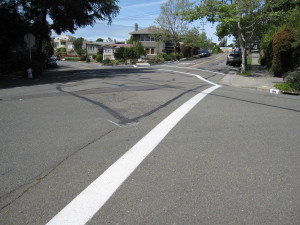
[0,66,155,89]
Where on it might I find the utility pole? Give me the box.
[199,22,206,33]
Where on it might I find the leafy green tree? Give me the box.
[73,37,85,56]
[124,48,136,59]
[185,0,265,73]
[127,35,134,44]
[134,42,146,58]
[199,32,212,49]
[96,38,104,42]
[8,0,118,53]
[259,0,300,75]
[183,27,201,56]
[0,0,119,74]
[114,47,126,59]
[156,0,190,60]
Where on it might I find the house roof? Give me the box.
[103,44,133,48]
[129,27,161,35]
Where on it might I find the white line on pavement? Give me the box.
[161,65,226,76]
[46,70,221,225]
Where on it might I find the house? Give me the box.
[103,43,133,60]
[53,35,76,55]
[83,41,132,60]
[129,25,174,58]
[83,41,114,58]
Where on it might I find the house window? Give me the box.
[105,48,112,53]
[145,48,155,55]
[60,41,66,45]
[88,45,95,51]
[140,34,154,42]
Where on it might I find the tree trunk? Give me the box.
[240,43,247,74]
[37,9,48,56]
[173,41,177,60]
[238,21,247,74]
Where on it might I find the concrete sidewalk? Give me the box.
[220,52,283,92]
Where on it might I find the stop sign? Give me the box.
[24,33,36,48]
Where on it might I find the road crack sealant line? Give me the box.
[46,70,222,225]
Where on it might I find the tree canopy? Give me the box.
[0,0,119,74]
[156,0,190,59]
[184,0,265,73]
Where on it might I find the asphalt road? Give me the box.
[1,55,300,224]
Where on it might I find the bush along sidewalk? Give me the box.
[274,68,300,95]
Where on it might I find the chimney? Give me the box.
[135,23,138,31]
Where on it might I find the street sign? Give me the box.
[24,33,36,48]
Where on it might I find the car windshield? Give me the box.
[229,53,240,57]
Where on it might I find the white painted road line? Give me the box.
[156,68,220,86]
[161,65,226,76]
[46,71,221,225]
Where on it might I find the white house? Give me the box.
[53,35,76,49]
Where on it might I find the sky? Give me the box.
[56,0,223,44]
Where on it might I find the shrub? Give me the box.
[284,69,300,91]
[114,47,125,59]
[175,53,183,60]
[149,56,165,64]
[56,47,66,53]
[95,54,103,62]
[158,53,173,61]
[271,29,293,76]
[80,56,86,61]
[102,58,112,65]
[124,48,136,59]
[64,57,81,61]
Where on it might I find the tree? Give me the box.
[7,0,119,54]
[183,27,201,56]
[127,35,134,44]
[1,0,119,74]
[134,42,146,58]
[156,0,190,60]
[259,0,300,75]
[114,47,126,59]
[0,1,29,74]
[96,38,104,42]
[185,0,265,73]
[73,37,85,56]
[183,28,212,56]
[106,37,114,42]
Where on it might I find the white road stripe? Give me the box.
[156,68,220,86]
[161,65,226,76]
[46,71,221,225]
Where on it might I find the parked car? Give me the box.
[226,52,242,66]
[198,50,211,57]
[46,56,58,68]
